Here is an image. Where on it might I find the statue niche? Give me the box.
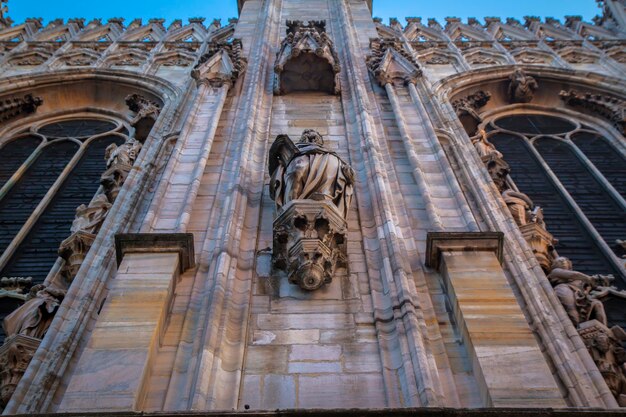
[268,129,354,291]
[274,20,341,95]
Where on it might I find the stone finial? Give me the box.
[508,69,538,104]
[484,17,501,25]
[228,18,238,25]
[366,38,422,86]
[506,17,522,26]
[188,17,206,25]
[128,18,142,30]
[168,19,182,30]
[406,17,422,25]
[67,18,85,28]
[373,17,382,24]
[427,18,442,29]
[149,18,165,30]
[273,20,340,95]
[192,39,246,88]
[268,130,354,291]
[467,17,482,27]
[564,15,583,27]
[209,18,221,29]
[524,16,541,27]
[545,17,561,25]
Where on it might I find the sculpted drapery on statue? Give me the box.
[269,129,354,218]
[269,129,354,291]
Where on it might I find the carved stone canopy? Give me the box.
[273,20,341,95]
[192,39,247,88]
[366,38,422,86]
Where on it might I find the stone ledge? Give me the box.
[425,231,504,269]
[114,233,195,273]
[18,407,626,417]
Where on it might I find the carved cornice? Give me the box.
[192,38,246,88]
[0,94,43,123]
[366,37,422,86]
[273,20,341,95]
[559,89,626,135]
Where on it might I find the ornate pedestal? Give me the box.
[0,335,40,409]
[519,222,555,272]
[272,200,347,291]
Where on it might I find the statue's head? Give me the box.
[551,256,573,271]
[595,332,611,353]
[300,129,324,146]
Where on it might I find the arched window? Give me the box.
[486,113,626,327]
[0,117,129,342]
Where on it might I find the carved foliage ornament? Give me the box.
[192,38,246,88]
[0,94,43,123]
[273,20,341,95]
[559,89,626,136]
[268,129,354,290]
[451,90,491,122]
[366,38,422,86]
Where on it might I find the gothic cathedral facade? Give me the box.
[1,0,626,414]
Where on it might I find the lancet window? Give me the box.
[484,113,626,326]
[0,117,129,342]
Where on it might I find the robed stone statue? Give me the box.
[268,129,354,291]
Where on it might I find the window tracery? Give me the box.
[0,116,130,343]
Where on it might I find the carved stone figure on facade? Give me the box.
[547,256,615,327]
[100,139,142,202]
[269,129,354,291]
[270,129,354,218]
[579,320,626,406]
[473,129,503,161]
[501,188,535,226]
[2,284,66,340]
[508,68,538,103]
[69,194,112,235]
[125,93,161,142]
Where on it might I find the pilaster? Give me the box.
[58,234,194,412]
[427,232,566,407]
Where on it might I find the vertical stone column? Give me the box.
[426,232,566,407]
[58,234,194,412]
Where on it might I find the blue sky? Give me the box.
[7,0,601,26]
